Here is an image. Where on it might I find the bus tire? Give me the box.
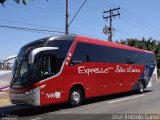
[137,81,144,94]
[69,87,84,107]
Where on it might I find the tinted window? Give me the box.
[94,45,111,63]
[94,45,137,64]
[136,52,155,65]
[38,40,73,80]
[71,42,155,65]
[47,40,73,59]
[109,48,137,64]
[39,54,60,80]
[71,42,95,65]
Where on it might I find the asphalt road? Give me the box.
[0,80,160,120]
[0,71,12,88]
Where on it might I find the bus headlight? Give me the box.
[25,90,33,95]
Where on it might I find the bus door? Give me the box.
[37,52,63,105]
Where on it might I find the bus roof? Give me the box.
[76,35,154,54]
[21,34,154,54]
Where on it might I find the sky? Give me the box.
[0,0,160,59]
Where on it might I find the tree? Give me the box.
[0,0,31,5]
[117,38,160,70]
[0,0,5,4]
[0,0,48,6]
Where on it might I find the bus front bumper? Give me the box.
[9,88,40,106]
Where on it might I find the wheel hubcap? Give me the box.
[71,91,80,104]
[139,83,144,92]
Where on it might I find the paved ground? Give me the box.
[0,71,11,76]
[0,79,160,120]
[0,71,12,89]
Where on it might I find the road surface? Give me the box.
[0,71,11,89]
[0,80,160,120]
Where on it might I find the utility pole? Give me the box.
[103,7,120,42]
[66,0,87,35]
[65,0,69,35]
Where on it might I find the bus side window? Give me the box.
[39,55,57,80]
[70,42,95,66]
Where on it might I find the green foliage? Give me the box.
[15,0,27,5]
[0,0,5,4]
[0,0,48,5]
[0,0,27,5]
[117,38,160,70]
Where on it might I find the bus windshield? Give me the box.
[12,51,60,86]
[11,38,73,87]
[12,60,29,86]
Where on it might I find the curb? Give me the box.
[0,86,9,92]
[0,92,11,106]
[0,98,11,106]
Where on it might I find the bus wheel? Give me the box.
[138,81,144,94]
[69,87,83,107]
